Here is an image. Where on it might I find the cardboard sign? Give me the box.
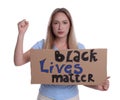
[30,49,107,85]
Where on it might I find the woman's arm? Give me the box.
[14,19,31,66]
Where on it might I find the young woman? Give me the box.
[14,8,110,100]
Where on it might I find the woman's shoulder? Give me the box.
[32,39,44,49]
[77,42,85,49]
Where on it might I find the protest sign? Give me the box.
[30,49,107,85]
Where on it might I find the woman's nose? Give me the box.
[58,23,62,30]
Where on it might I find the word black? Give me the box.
[55,49,98,62]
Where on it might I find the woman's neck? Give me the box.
[54,38,68,50]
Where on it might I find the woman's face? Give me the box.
[52,12,70,39]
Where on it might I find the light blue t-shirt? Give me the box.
[32,39,85,100]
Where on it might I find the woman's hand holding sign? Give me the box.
[96,76,110,91]
[85,76,110,91]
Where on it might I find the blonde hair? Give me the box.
[44,8,78,49]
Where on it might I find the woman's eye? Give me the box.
[63,21,68,24]
[53,22,58,24]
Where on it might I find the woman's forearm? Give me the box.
[14,33,25,66]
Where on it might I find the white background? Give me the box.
[0,0,120,99]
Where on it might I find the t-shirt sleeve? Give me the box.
[32,39,44,49]
[77,42,85,49]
